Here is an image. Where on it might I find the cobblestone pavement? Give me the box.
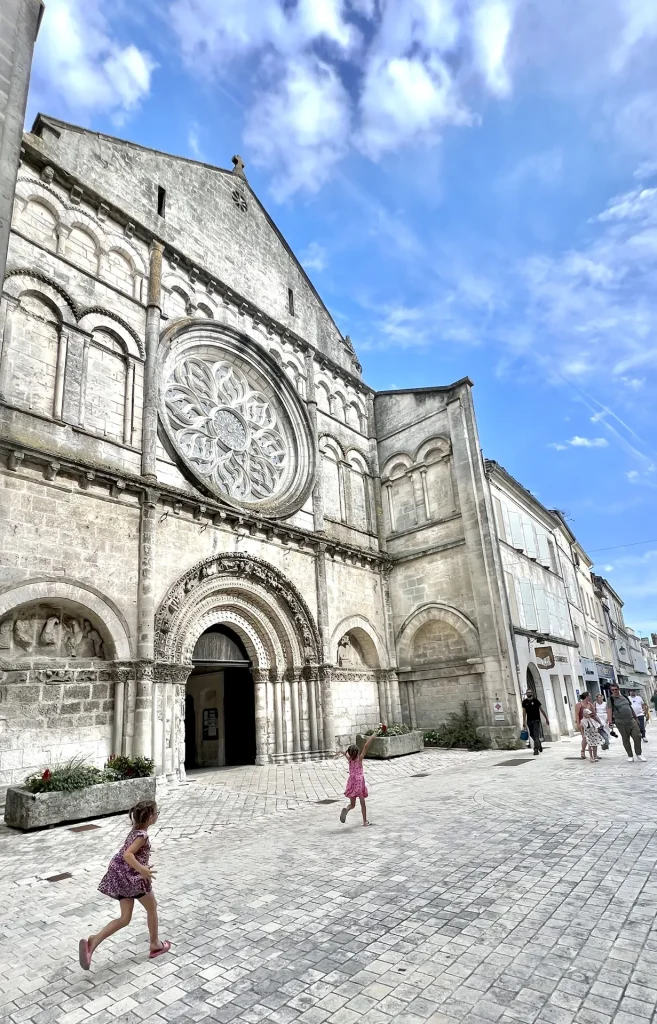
[2,734,657,1024]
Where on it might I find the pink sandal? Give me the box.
[78,938,91,971]
[149,940,172,959]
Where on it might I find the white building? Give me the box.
[486,462,579,740]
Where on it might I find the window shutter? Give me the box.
[518,580,537,630]
[493,496,506,541]
[522,517,538,558]
[534,586,551,633]
[508,510,525,550]
[505,572,519,624]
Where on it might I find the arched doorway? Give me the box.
[185,625,256,769]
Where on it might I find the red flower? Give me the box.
[42,769,52,781]
[381,723,388,733]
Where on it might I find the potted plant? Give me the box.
[356,722,424,759]
[4,755,156,831]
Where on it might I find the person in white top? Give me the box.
[594,693,609,750]
[629,691,647,740]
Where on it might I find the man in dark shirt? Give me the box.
[522,687,550,755]
[608,684,645,761]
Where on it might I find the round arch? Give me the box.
[0,577,133,660]
[396,602,480,669]
[330,615,387,669]
[154,553,321,669]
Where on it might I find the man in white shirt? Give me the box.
[594,692,609,750]
[629,691,647,740]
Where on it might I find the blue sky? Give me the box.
[27,0,657,634]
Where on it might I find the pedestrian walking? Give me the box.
[651,691,657,718]
[608,684,646,762]
[578,693,601,762]
[629,691,647,740]
[78,801,171,970]
[522,687,550,755]
[594,692,610,750]
[338,732,378,825]
[574,695,588,759]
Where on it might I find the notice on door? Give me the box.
[203,707,218,740]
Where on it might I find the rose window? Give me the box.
[163,358,288,502]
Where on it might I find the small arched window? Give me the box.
[84,329,128,442]
[20,199,57,249]
[6,292,60,417]
[167,287,189,318]
[66,226,98,273]
[105,249,134,293]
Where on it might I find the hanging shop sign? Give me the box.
[580,658,599,681]
[535,646,555,669]
[595,662,616,682]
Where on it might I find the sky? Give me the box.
[26,0,657,636]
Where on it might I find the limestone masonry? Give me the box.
[1,106,653,787]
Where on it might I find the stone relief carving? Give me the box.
[163,357,288,504]
[154,553,321,664]
[0,604,106,660]
[337,633,367,668]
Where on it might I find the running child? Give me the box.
[78,800,171,969]
[338,732,378,826]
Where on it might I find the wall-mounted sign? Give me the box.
[596,663,616,682]
[581,658,598,680]
[493,699,505,721]
[535,646,555,669]
[202,707,218,740]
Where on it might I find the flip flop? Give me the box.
[149,940,171,959]
[339,808,348,823]
[78,938,91,971]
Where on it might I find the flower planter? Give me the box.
[4,776,156,831]
[356,730,424,759]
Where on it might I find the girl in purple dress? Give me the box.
[338,733,378,826]
[78,801,171,970]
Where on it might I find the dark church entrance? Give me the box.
[184,624,256,769]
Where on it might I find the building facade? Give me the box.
[486,462,579,740]
[0,116,520,786]
[0,0,43,286]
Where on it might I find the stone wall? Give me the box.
[0,0,43,286]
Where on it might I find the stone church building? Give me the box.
[0,113,521,786]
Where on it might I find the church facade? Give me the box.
[0,115,521,786]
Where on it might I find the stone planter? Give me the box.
[4,776,156,831]
[356,731,424,759]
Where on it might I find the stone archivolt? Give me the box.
[154,553,321,667]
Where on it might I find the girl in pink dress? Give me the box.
[338,733,378,826]
[78,801,171,970]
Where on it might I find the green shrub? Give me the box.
[364,723,411,737]
[104,755,155,779]
[429,702,491,752]
[423,730,440,747]
[24,756,106,794]
[24,753,155,793]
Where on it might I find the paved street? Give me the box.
[1,736,657,1024]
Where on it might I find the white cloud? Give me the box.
[597,187,657,222]
[31,0,154,119]
[357,56,473,159]
[568,436,610,448]
[300,241,328,272]
[634,159,657,180]
[472,0,513,98]
[188,123,202,159]
[627,470,640,481]
[243,57,350,199]
[501,148,564,191]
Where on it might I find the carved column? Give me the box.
[123,359,135,445]
[112,665,130,755]
[384,482,395,533]
[319,664,335,753]
[299,671,310,754]
[419,466,431,521]
[376,673,389,724]
[134,488,159,756]
[304,349,324,533]
[142,240,164,481]
[253,668,269,765]
[306,669,319,752]
[78,336,91,425]
[51,328,68,421]
[407,682,418,729]
[340,459,351,524]
[0,295,18,403]
[133,661,153,762]
[151,677,162,774]
[387,669,402,724]
[273,673,284,756]
[289,668,301,757]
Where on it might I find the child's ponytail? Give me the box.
[129,800,157,829]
